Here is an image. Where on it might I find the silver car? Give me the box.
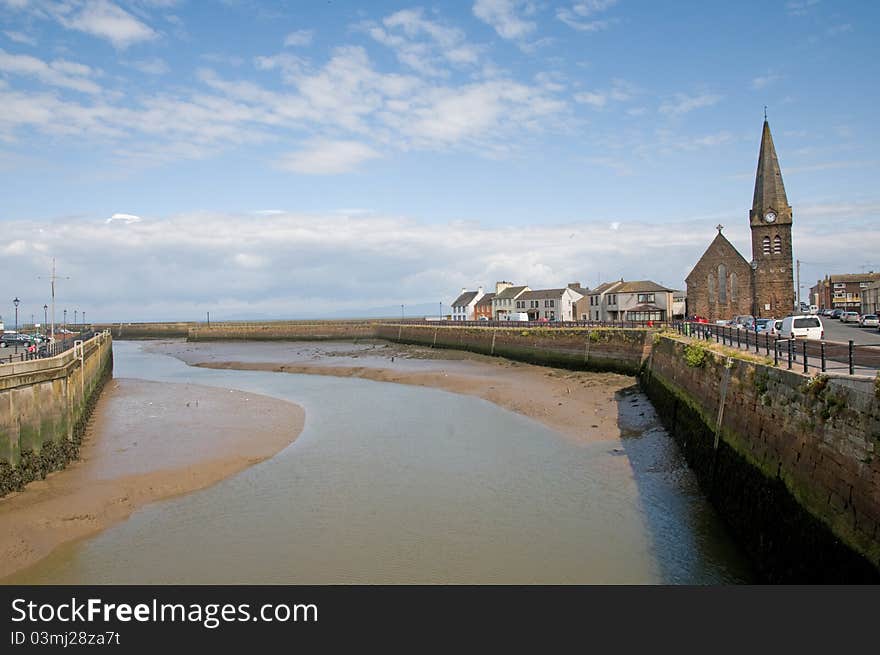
[859,314,879,327]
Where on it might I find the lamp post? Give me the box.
[43,304,48,330]
[13,297,20,353]
[439,301,442,321]
[74,310,78,328]
[63,309,67,328]
[82,311,86,331]
[401,304,405,321]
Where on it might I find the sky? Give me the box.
[1,0,878,322]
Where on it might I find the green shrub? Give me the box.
[683,343,709,368]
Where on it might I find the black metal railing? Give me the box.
[390,319,672,329]
[672,322,880,376]
[0,330,98,365]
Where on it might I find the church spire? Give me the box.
[752,119,789,212]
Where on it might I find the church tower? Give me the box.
[749,119,795,317]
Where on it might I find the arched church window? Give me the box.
[707,274,715,304]
[730,272,738,303]
[763,236,771,254]
[773,235,782,254]
[718,264,727,304]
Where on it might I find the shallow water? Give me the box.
[8,341,752,584]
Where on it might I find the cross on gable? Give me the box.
[716,224,724,232]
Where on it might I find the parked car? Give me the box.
[732,314,755,329]
[859,314,879,328]
[840,311,860,323]
[754,318,774,333]
[779,315,824,340]
[0,333,32,348]
[477,316,489,321]
[772,319,783,335]
[503,312,529,322]
[830,309,843,319]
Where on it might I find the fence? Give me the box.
[674,322,880,376]
[394,318,670,329]
[0,330,98,365]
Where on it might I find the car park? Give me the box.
[859,314,879,328]
[779,315,824,340]
[840,311,860,323]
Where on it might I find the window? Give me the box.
[707,274,716,304]
[834,283,846,289]
[637,293,655,303]
[773,235,782,254]
[730,272,738,302]
[718,264,727,304]
[549,300,554,307]
[762,236,771,254]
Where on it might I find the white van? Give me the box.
[504,312,529,321]
[779,315,824,340]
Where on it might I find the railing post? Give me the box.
[802,340,808,374]
[849,340,854,376]
[787,339,792,369]
[820,342,826,373]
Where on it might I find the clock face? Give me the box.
[764,211,777,223]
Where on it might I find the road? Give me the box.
[820,316,880,346]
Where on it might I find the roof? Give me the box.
[685,230,750,283]
[474,292,495,307]
[589,281,621,295]
[613,280,675,293]
[494,285,529,300]
[520,288,570,300]
[627,303,664,312]
[827,272,880,283]
[452,291,479,307]
[752,119,789,212]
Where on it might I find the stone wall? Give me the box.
[0,332,113,496]
[642,336,880,581]
[374,324,652,375]
[189,322,377,342]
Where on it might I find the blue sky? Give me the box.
[1,0,878,321]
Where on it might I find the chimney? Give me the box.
[495,281,513,294]
[568,282,582,290]
[461,287,466,295]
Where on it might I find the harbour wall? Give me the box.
[0,332,113,496]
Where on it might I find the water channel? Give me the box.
[9,341,752,583]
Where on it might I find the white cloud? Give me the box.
[557,1,619,32]
[106,212,142,223]
[3,30,37,46]
[123,57,169,75]
[59,0,158,49]
[786,0,820,16]
[4,203,875,320]
[363,9,482,77]
[0,49,102,94]
[473,0,536,40]
[575,91,606,108]
[278,139,381,174]
[751,73,778,90]
[284,29,313,47]
[659,93,721,115]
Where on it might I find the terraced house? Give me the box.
[491,282,530,319]
[516,284,585,321]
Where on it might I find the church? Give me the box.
[686,118,796,321]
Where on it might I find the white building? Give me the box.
[492,282,530,319]
[450,287,485,321]
[516,284,585,321]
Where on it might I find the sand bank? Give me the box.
[0,378,304,581]
[151,340,638,444]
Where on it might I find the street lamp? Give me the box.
[43,304,48,330]
[82,311,86,329]
[13,297,20,353]
[439,301,442,321]
[74,310,78,328]
[401,304,405,320]
[63,309,67,328]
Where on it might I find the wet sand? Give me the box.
[151,340,636,444]
[0,378,304,581]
